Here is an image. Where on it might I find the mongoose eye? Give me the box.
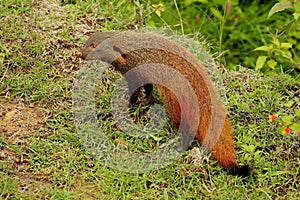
[76,52,83,58]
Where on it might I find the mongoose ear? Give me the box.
[113,44,126,55]
[113,44,127,65]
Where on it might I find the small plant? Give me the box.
[152,2,165,17]
[269,103,300,135]
[240,136,261,164]
[255,1,300,73]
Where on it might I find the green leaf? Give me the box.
[231,0,239,6]
[255,56,267,71]
[241,144,255,153]
[0,53,4,65]
[184,0,208,6]
[210,7,223,21]
[244,154,252,162]
[274,49,292,60]
[284,100,294,108]
[268,2,293,18]
[271,171,291,176]
[267,59,277,69]
[290,123,300,132]
[282,116,293,125]
[254,151,261,160]
[293,13,300,20]
[248,145,256,153]
[294,2,300,13]
[149,134,162,141]
[272,37,280,46]
[254,45,271,51]
[281,50,292,60]
[280,42,292,49]
[295,108,300,117]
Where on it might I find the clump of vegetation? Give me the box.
[146,0,300,76]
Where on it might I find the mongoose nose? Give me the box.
[76,51,83,58]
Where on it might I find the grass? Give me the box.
[0,0,299,199]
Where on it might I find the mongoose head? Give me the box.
[77,32,130,73]
[76,32,119,60]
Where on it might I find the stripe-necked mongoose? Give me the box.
[76,31,248,175]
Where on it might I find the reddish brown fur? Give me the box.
[77,31,238,169]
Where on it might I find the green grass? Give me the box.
[0,0,299,199]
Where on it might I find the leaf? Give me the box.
[254,151,261,160]
[274,49,292,60]
[241,144,255,153]
[281,116,293,125]
[294,2,300,13]
[149,134,162,141]
[0,53,4,65]
[248,145,256,153]
[281,50,292,60]
[268,2,293,18]
[210,7,223,21]
[231,0,239,6]
[244,154,252,162]
[271,171,291,176]
[280,42,293,49]
[254,45,270,51]
[284,100,294,108]
[267,59,277,69]
[272,37,280,46]
[184,0,208,6]
[290,123,300,132]
[293,13,300,21]
[295,108,300,117]
[255,56,267,71]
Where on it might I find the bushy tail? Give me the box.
[210,116,238,169]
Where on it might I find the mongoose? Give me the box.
[77,31,248,174]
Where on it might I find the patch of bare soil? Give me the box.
[0,100,52,192]
[0,101,45,142]
[0,100,45,166]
